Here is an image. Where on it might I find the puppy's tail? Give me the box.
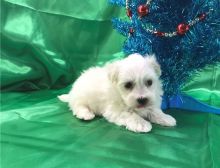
[58,94,70,103]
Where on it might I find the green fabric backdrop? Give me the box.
[1,0,220,168]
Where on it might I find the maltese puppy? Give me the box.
[58,53,176,133]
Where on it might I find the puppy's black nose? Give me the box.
[137,97,148,105]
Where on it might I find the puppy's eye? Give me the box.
[124,82,134,89]
[146,79,153,87]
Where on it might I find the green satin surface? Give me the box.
[1,0,125,91]
[1,0,220,107]
[182,64,220,108]
[0,0,220,107]
[1,0,220,167]
[1,89,220,168]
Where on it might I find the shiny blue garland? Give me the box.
[109,0,220,96]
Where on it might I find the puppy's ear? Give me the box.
[105,61,120,84]
[145,54,161,76]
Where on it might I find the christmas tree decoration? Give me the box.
[126,9,132,18]
[176,23,190,35]
[137,4,149,17]
[109,0,220,98]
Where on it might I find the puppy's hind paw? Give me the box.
[58,94,69,102]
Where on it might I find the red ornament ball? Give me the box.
[198,13,206,20]
[126,9,132,18]
[129,28,134,34]
[154,31,165,37]
[137,5,149,17]
[177,23,190,35]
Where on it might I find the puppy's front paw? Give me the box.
[126,117,152,133]
[76,112,95,120]
[74,109,95,121]
[159,114,176,127]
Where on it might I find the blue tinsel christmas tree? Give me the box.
[109,0,220,97]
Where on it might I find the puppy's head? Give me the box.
[107,53,163,111]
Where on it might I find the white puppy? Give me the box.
[58,53,176,133]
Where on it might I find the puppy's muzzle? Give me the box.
[137,97,148,106]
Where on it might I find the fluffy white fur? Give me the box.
[58,53,176,133]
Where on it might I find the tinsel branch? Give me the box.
[112,18,132,36]
[110,0,220,96]
[109,0,125,6]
